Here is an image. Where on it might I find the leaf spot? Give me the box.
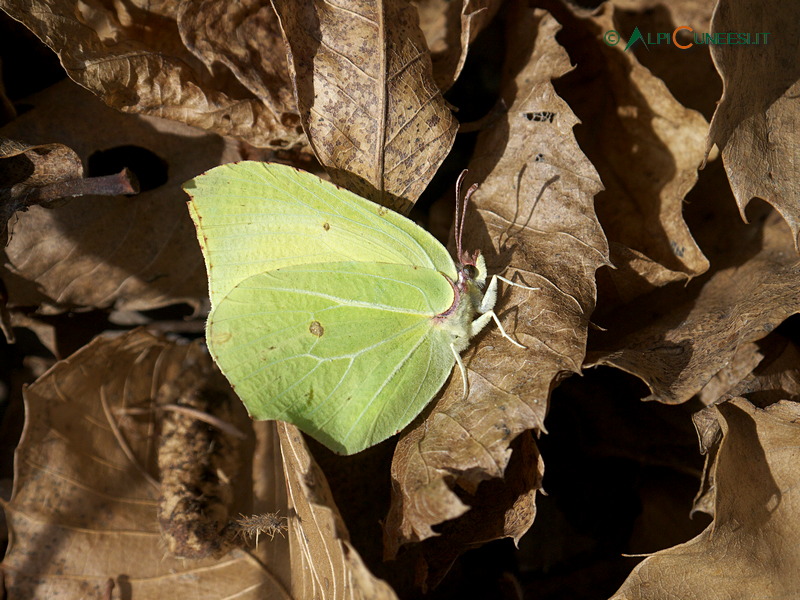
[309,321,324,337]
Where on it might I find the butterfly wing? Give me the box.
[184,161,457,310]
[209,261,456,454]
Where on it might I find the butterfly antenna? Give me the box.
[455,170,480,264]
[455,170,467,261]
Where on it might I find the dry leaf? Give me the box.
[157,367,243,559]
[277,422,398,600]
[589,209,800,405]
[384,5,608,565]
[551,1,709,300]
[177,0,297,116]
[0,80,237,313]
[0,137,83,213]
[613,398,800,599]
[610,0,720,118]
[271,0,458,212]
[696,340,764,406]
[706,0,800,251]
[411,432,543,591]
[0,0,302,149]
[416,0,503,91]
[725,337,800,408]
[1,329,287,599]
[692,336,800,517]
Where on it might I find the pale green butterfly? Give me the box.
[184,162,535,455]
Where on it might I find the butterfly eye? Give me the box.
[463,264,478,279]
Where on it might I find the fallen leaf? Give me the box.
[610,0,721,118]
[0,80,238,313]
[692,336,800,517]
[0,0,302,149]
[706,0,800,250]
[1,329,287,599]
[551,1,710,301]
[177,0,297,117]
[384,4,608,567]
[725,337,800,408]
[613,398,800,599]
[412,432,543,590]
[271,0,458,212]
[416,0,503,91]
[278,421,398,600]
[589,209,800,405]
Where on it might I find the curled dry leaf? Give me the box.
[590,209,800,405]
[277,421,397,600]
[271,0,458,212]
[0,329,286,599]
[177,0,297,115]
[552,1,709,301]
[416,0,503,91]
[726,339,800,406]
[412,432,543,591]
[693,337,800,517]
[384,5,608,564]
[610,0,721,119]
[0,81,238,313]
[157,366,243,559]
[0,0,302,149]
[706,0,800,251]
[0,137,83,214]
[613,398,800,599]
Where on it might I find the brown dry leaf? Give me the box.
[612,398,800,599]
[589,209,800,405]
[610,0,720,118]
[726,339,800,406]
[0,80,238,313]
[177,0,297,117]
[696,340,764,406]
[0,137,83,212]
[692,337,800,517]
[706,0,800,250]
[1,329,287,599]
[277,421,398,600]
[271,0,458,212]
[551,1,709,301]
[411,432,543,590]
[384,5,608,564]
[415,0,503,91]
[0,0,302,149]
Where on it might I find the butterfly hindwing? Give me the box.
[209,261,457,454]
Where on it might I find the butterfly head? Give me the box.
[457,249,487,288]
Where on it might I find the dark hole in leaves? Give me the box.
[87,145,168,192]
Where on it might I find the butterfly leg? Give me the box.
[479,310,526,348]
[479,275,538,314]
[449,342,470,399]
[476,275,537,348]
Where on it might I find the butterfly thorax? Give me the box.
[433,252,491,353]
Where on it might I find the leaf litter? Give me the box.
[1,0,799,597]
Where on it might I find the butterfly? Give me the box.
[184,162,535,454]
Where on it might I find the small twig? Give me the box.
[22,168,139,207]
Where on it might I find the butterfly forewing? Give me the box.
[185,162,458,310]
[209,261,457,454]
